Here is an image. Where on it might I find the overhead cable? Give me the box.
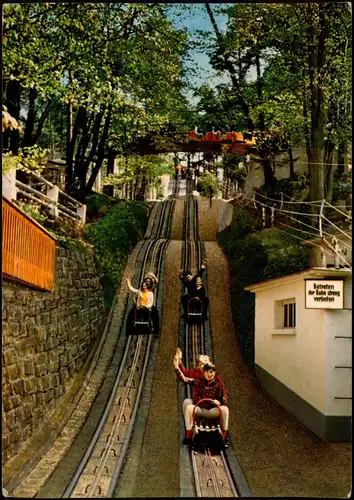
[322,237,352,269]
[322,215,352,241]
[243,196,352,252]
[324,200,352,220]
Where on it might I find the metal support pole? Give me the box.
[319,199,326,237]
[2,168,17,201]
[46,185,59,218]
[262,207,266,228]
[332,237,340,269]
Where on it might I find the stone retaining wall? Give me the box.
[2,246,106,465]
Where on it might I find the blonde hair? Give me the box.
[197,354,211,365]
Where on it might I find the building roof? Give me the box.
[244,267,352,292]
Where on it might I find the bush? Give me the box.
[85,201,149,307]
[218,207,310,369]
[332,171,352,203]
[85,193,116,221]
[197,171,219,200]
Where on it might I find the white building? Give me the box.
[245,266,352,442]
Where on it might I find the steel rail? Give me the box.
[220,451,239,497]
[65,238,165,497]
[85,335,144,497]
[180,189,239,498]
[63,202,170,497]
[108,237,168,496]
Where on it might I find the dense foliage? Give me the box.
[84,201,149,307]
[197,171,220,204]
[3,3,189,195]
[197,3,352,200]
[218,206,311,368]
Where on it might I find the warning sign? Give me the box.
[305,280,344,309]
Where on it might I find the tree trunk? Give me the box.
[86,104,112,191]
[325,153,334,203]
[288,148,295,178]
[104,148,115,196]
[138,175,147,201]
[205,3,254,131]
[306,4,329,202]
[80,109,105,189]
[337,141,347,175]
[29,98,56,145]
[66,102,73,188]
[73,110,94,186]
[133,167,141,200]
[255,51,265,131]
[324,138,335,202]
[259,151,277,186]
[21,88,38,147]
[66,105,87,190]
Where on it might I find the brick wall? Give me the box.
[2,246,106,464]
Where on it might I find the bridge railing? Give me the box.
[2,165,86,226]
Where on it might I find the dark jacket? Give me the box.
[180,266,205,295]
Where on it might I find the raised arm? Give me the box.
[126,278,139,295]
[173,355,194,384]
[197,258,207,277]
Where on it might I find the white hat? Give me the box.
[197,354,211,365]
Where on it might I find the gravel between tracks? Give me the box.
[170,200,184,240]
[132,240,182,498]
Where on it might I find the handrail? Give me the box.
[18,163,55,188]
[58,188,84,207]
[57,203,80,219]
[2,164,86,227]
[15,180,54,204]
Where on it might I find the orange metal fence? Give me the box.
[2,198,56,291]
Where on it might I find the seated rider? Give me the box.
[173,348,228,396]
[144,271,158,293]
[179,258,207,314]
[192,276,209,319]
[126,278,154,329]
[173,356,229,444]
[143,271,159,333]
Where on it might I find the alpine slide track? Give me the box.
[10,179,252,498]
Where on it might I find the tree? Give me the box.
[3,3,189,195]
[102,154,173,200]
[197,171,220,206]
[202,2,352,201]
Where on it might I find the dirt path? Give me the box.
[170,200,184,240]
[197,199,218,241]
